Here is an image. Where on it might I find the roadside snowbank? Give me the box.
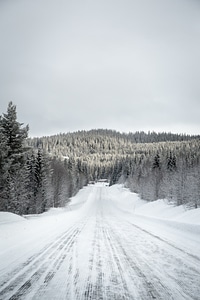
[135,199,200,224]
[108,184,200,225]
[0,212,26,224]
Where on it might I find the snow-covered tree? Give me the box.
[0,102,29,213]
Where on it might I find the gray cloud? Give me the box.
[0,0,200,137]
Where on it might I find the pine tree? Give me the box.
[0,102,29,213]
[152,152,162,200]
[153,152,161,170]
[1,102,29,167]
[51,157,70,208]
[0,127,9,210]
[34,149,52,213]
[167,151,176,172]
[25,152,38,214]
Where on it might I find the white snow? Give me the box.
[135,197,200,224]
[109,184,200,224]
[0,212,26,224]
[0,184,200,299]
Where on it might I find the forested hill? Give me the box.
[26,129,200,210]
[1,101,200,216]
[26,129,199,159]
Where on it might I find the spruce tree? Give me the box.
[1,102,29,166]
[0,102,29,213]
[152,152,162,199]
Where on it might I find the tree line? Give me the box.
[0,102,200,215]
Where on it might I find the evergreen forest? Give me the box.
[0,102,200,215]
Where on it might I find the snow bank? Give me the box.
[68,186,89,210]
[135,199,184,219]
[0,212,26,224]
[108,184,146,212]
[174,207,200,224]
[134,198,200,225]
[109,184,200,225]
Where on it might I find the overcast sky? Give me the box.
[0,0,200,137]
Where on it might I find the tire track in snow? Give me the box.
[100,188,159,299]
[82,192,133,299]
[82,209,164,299]
[102,224,132,299]
[35,226,82,300]
[83,216,105,300]
[105,223,173,299]
[128,221,200,299]
[87,188,156,299]
[130,222,200,264]
[103,220,166,299]
[65,240,81,300]
[99,188,191,299]
[0,218,88,300]
[107,217,200,299]
[82,188,133,300]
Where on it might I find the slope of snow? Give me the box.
[135,198,200,224]
[0,212,26,224]
[108,184,200,224]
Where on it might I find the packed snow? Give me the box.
[0,183,200,299]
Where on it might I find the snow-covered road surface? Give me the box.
[0,184,200,299]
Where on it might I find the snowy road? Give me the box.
[0,184,200,299]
